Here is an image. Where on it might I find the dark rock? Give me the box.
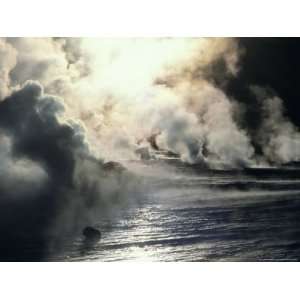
[103,161,126,172]
[82,226,101,241]
[135,147,151,160]
[147,132,160,150]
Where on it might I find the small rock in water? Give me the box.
[82,226,101,241]
[103,161,126,172]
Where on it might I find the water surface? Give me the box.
[46,162,300,261]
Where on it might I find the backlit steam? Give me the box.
[1,38,300,167]
[11,37,245,166]
[73,38,252,167]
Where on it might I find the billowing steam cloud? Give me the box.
[1,37,300,169]
[1,37,300,259]
[251,86,300,164]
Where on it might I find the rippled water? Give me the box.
[48,161,300,261]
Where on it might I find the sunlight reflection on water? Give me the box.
[48,163,300,262]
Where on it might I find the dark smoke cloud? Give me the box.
[0,81,89,184]
[0,80,137,261]
[0,81,85,259]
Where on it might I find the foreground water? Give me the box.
[48,161,300,261]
